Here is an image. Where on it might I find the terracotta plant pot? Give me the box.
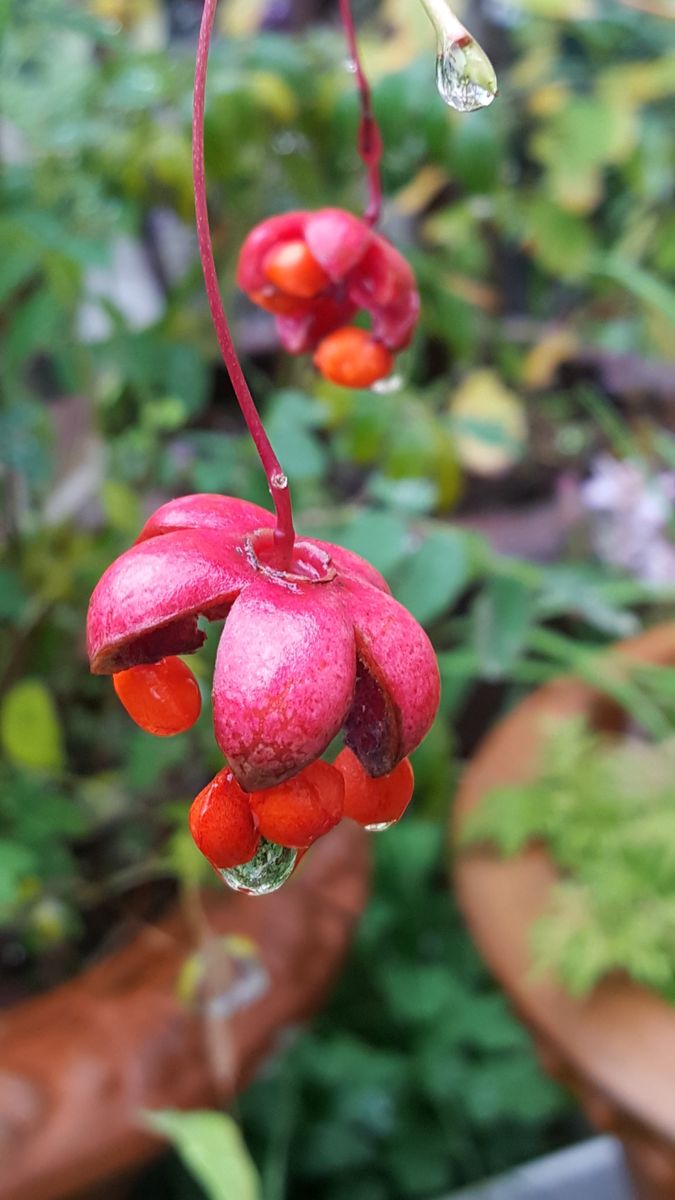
[452,624,675,1200]
[0,821,369,1200]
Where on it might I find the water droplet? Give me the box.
[365,820,397,832]
[371,374,403,395]
[419,0,497,113]
[345,56,358,74]
[436,37,497,112]
[220,838,297,895]
[271,471,288,490]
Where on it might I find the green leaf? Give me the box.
[145,1110,260,1200]
[6,288,66,366]
[125,729,187,793]
[102,481,141,534]
[462,722,675,1004]
[531,98,620,174]
[448,370,526,477]
[471,577,534,680]
[527,199,594,279]
[593,255,675,326]
[1,680,65,773]
[451,109,502,194]
[0,229,40,305]
[368,473,438,515]
[162,345,209,419]
[392,528,469,625]
[336,510,409,579]
[0,840,38,911]
[0,567,27,622]
[536,565,641,638]
[296,1119,374,1175]
[15,209,107,268]
[410,714,455,818]
[264,390,326,480]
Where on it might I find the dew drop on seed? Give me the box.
[365,820,397,832]
[371,374,403,395]
[435,37,497,112]
[220,839,297,895]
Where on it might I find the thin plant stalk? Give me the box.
[193,0,296,565]
[338,0,383,226]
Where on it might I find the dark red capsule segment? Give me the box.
[112,656,201,736]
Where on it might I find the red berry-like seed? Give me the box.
[334,748,414,827]
[313,326,393,389]
[112,656,201,736]
[249,286,313,316]
[248,760,345,848]
[189,769,260,868]
[263,239,330,299]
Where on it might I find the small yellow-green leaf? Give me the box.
[448,370,526,476]
[601,55,675,106]
[248,71,298,124]
[1,680,65,773]
[516,0,594,17]
[521,328,579,390]
[527,199,593,279]
[145,1110,260,1200]
[102,480,141,534]
[547,164,601,215]
[219,0,267,38]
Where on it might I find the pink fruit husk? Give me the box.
[237,208,420,352]
[87,495,440,791]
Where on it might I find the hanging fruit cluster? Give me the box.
[88,489,438,893]
[87,0,497,892]
[237,208,419,389]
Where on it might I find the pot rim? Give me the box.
[0,820,370,1200]
[452,621,675,1147]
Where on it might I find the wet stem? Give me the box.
[419,0,468,46]
[192,0,296,566]
[338,0,383,227]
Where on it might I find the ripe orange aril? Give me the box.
[112,656,201,736]
[313,326,393,389]
[263,239,330,299]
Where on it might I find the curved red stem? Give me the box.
[338,0,383,227]
[193,0,295,565]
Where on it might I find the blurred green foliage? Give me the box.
[238,820,571,1200]
[1,0,674,1190]
[2,0,670,952]
[135,823,573,1200]
[463,717,675,1002]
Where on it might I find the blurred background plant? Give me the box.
[1,0,674,1193]
[462,717,675,1004]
